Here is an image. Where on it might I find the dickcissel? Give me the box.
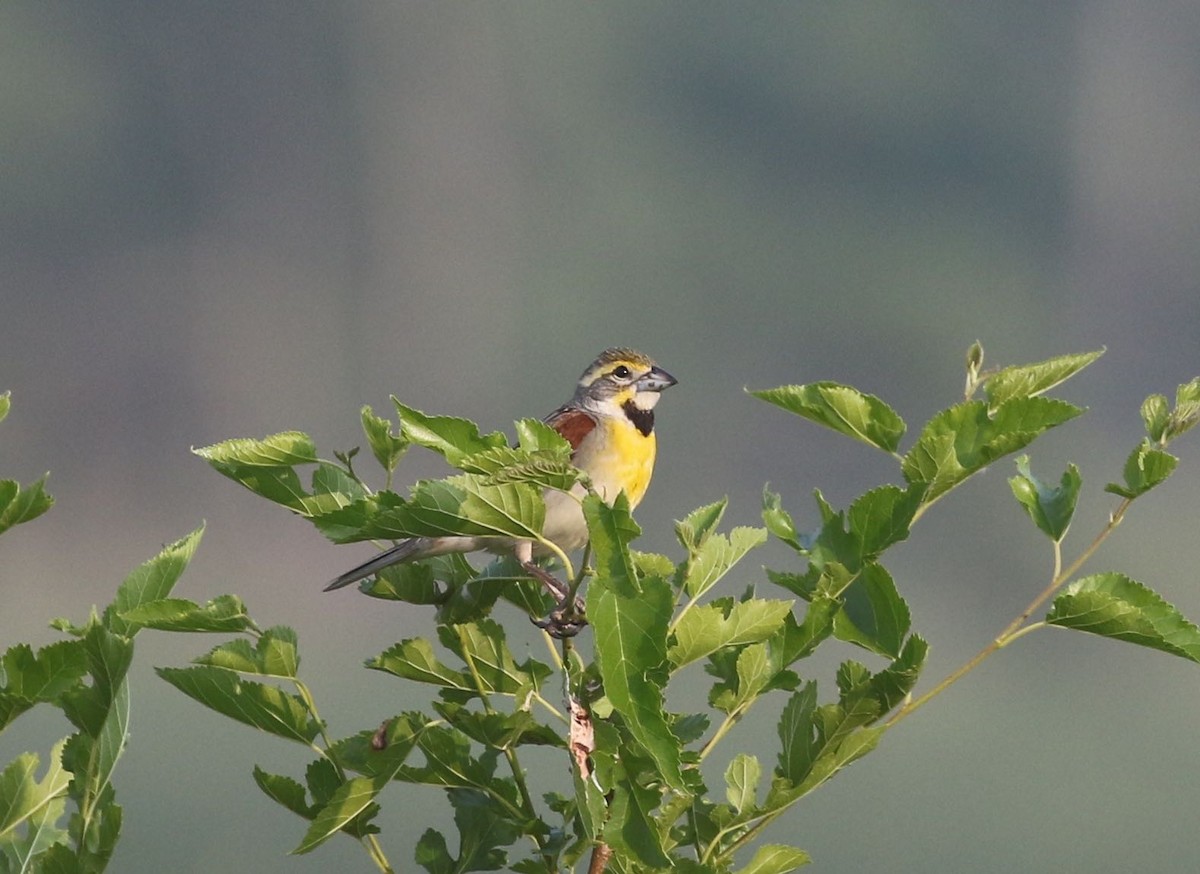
[324,348,676,630]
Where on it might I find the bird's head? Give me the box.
[575,348,677,422]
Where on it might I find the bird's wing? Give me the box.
[544,405,598,455]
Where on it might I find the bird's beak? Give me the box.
[637,366,678,393]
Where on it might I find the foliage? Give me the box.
[165,349,1200,871]
[0,392,54,537]
[4,350,1199,872]
[0,388,201,873]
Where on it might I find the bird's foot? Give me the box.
[522,561,587,639]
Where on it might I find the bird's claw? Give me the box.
[532,604,587,638]
[522,561,587,638]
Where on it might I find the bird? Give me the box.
[324,348,676,629]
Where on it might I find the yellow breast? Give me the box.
[576,416,657,508]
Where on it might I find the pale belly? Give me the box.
[540,424,656,553]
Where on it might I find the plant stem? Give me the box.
[539,537,576,585]
[291,676,395,872]
[698,702,750,763]
[567,542,592,606]
[886,497,1132,727]
[587,841,613,874]
[361,834,395,873]
[456,627,547,855]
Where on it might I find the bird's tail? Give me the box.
[324,538,429,591]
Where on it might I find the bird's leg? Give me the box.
[521,561,587,638]
[516,543,586,638]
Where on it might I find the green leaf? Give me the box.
[860,634,928,713]
[0,475,54,535]
[1141,394,1170,442]
[1046,573,1200,663]
[604,772,671,868]
[414,788,521,874]
[725,754,761,814]
[514,418,572,453]
[750,383,906,453]
[706,614,805,714]
[0,394,54,536]
[60,676,131,866]
[254,628,301,679]
[446,788,521,872]
[439,620,552,696]
[669,599,794,668]
[369,475,545,542]
[432,702,563,750]
[1165,376,1200,440]
[415,829,452,874]
[731,642,773,710]
[735,844,812,874]
[298,484,361,518]
[156,666,319,743]
[0,699,32,737]
[847,485,923,559]
[392,401,507,466]
[675,499,728,552]
[588,573,684,791]
[902,397,1083,500]
[311,462,361,498]
[1008,456,1081,541]
[0,641,88,714]
[983,349,1104,410]
[772,639,919,808]
[966,340,985,379]
[304,758,342,808]
[194,431,318,467]
[118,594,252,634]
[253,767,313,819]
[761,488,803,552]
[437,554,517,626]
[308,463,366,508]
[398,724,504,791]
[105,525,205,636]
[1105,440,1178,499]
[325,715,424,780]
[464,449,581,492]
[294,773,387,854]
[195,627,300,679]
[0,740,70,844]
[82,677,131,820]
[776,682,818,785]
[771,717,882,808]
[570,742,609,849]
[680,527,768,600]
[710,638,790,715]
[367,639,470,691]
[360,561,444,604]
[233,467,313,510]
[832,563,911,659]
[194,434,317,510]
[59,625,134,738]
[770,485,914,591]
[584,492,642,598]
[307,490,455,547]
[776,599,838,667]
[361,405,409,474]
[633,550,677,580]
[0,766,68,869]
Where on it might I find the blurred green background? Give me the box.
[4,3,1200,871]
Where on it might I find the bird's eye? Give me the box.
[612,365,632,379]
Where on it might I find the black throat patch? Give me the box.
[621,400,655,437]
